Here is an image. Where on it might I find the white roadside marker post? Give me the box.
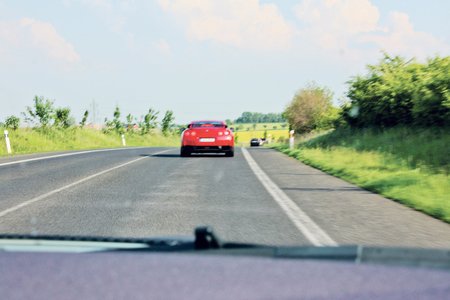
[121,134,126,146]
[4,130,12,154]
[289,129,295,150]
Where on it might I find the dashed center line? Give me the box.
[0,147,151,167]
[0,149,172,218]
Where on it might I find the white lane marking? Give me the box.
[0,146,153,167]
[241,147,337,246]
[0,149,172,218]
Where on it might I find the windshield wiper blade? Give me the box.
[0,226,263,252]
[0,233,190,246]
[2,227,450,270]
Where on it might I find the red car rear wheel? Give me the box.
[180,146,191,157]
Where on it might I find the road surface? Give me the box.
[1,147,450,248]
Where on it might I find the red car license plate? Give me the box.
[199,138,215,142]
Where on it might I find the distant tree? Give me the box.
[113,106,124,134]
[273,125,277,129]
[103,117,113,133]
[161,110,175,136]
[126,113,134,132]
[80,110,89,128]
[23,96,54,127]
[234,112,285,123]
[5,115,20,130]
[54,107,72,128]
[252,123,257,130]
[105,106,124,134]
[263,124,267,129]
[283,83,336,133]
[141,108,158,135]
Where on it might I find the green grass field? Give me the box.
[232,122,290,144]
[272,127,450,223]
[232,122,288,131]
[234,130,289,144]
[0,128,180,156]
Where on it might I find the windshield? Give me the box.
[0,1,449,251]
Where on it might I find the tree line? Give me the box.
[1,96,176,136]
[283,54,449,134]
[233,112,285,123]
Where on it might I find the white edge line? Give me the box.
[241,147,337,246]
[0,149,173,218]
[0,146,156,167]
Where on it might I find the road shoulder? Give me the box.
[247,147,450,248]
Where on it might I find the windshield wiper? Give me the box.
[0,226,263,253]
[1,226,449,270]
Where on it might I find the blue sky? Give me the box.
[1,0,449,124]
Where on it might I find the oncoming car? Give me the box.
[181,120,234,157]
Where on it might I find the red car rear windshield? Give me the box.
[191,122,225,128]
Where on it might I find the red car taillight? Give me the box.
[218,130,230,136]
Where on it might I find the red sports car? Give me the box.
[181,120,234,157]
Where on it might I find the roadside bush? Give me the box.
[54,107,73,128]
[411,56,450,126]
[344,54,450,127]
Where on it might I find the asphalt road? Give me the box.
[1,147,450,248]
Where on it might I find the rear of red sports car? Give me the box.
[181,121,234,157]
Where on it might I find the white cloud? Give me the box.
[0,18,80,64]
[294,0,380,50]
[158,0,294,51]
[20,18,80,63]
[293,0,449,59]
[79,0,135,34]
[154,39,171,55]
[361,12,450,57]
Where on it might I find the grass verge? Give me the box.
[271,127,450,223]
[0,128,180,156]
[234,129,289,144]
